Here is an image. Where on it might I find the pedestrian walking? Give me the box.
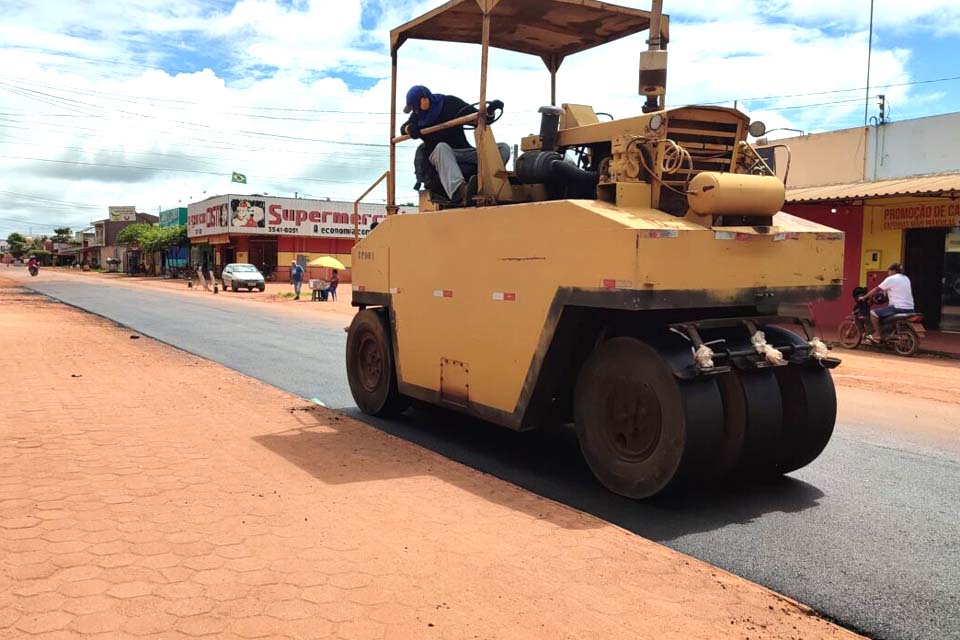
[328,269,339,301]
[290,260,304,300]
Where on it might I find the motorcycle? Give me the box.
[838,289,925,357]
[27,264,39,277]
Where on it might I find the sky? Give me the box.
[1,0,959,239]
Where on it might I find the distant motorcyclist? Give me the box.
[861,263,915,343]
[401,85,510,204]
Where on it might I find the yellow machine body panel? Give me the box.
[352,201,843,426]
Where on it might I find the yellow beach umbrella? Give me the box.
[307,256,346,270]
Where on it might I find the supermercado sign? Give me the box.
[188,196,403,239]
[882,201,960,230]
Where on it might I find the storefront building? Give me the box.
[787,178,960,331]
[760,112,960,331]
[187,195,416,281]
[159,207,188,228]
[159,207,189,272]
[84,213,160,271]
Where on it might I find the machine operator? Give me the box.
[401,85,511,205]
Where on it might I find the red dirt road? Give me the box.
[0,280,862,639]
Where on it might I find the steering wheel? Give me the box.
[459,101,505,129]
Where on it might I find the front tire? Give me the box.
[837,319,862,349]
[346,309,409,416]
[574,337,722,499]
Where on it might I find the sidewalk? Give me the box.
[0,278,861,639]
[821,322,960,359]
[18,266,357,321]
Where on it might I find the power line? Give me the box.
[6,71,960,117]
[0,154,406,188]
[697,75,960,107]
[0,82,398,149]
[0,190,104,210]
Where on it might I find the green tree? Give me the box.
[116,224,187,275]
[117,223,152,246]
[52,227,73,243]
[6,232,27,258]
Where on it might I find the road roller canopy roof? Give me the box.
[390,0,670,61]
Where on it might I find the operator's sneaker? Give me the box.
[864,334,879,344]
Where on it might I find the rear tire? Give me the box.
[892,324,919,357]
[574,337,723,499]
[837,319,862,349]
[346,309,410,417]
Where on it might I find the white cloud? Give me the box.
[0,0,957,237]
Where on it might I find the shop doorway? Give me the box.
[904,228,947,329]
[249,238,278,280]
[942,229,960,332]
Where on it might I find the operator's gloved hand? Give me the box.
[486,99,504,116]
[402,115,422,139]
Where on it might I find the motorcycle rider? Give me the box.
[27,255,38,274]
[860,263,915,343]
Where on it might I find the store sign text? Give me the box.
[268,205,383,228]
[882,203,960,230]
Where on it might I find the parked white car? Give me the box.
[222,263,266,292]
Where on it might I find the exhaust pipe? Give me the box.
[640,0,667,113]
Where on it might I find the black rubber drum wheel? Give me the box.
[346,309,409,417]
[574,337,723,498]
[774,366,837,474]
[715,369,783,478]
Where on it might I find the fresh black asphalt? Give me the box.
[25,278,960,640]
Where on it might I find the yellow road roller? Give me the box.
[347,0,843,498]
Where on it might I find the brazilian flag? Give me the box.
[231,172,247,184]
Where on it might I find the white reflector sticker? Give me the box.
[389,288,401,294]
[492,292,517,301]
[433,289,454,298]
[601,279,633,289]
[715,231,755,241]
[816,232,844,241]
[774,232,800,242]
[352,284,366,292]
[646,229,679,239]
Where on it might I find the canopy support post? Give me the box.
[477,12,491,196]
[387,49,399,216]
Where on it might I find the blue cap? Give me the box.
[404,85,430,113]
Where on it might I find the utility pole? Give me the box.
[864,0,875,126]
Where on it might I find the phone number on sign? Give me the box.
[267,227,300,234]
